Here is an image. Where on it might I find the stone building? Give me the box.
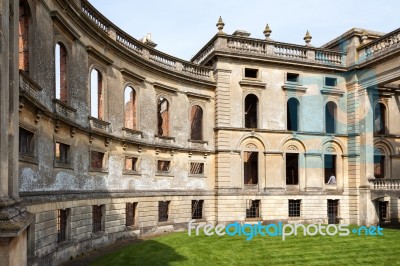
[0,0,400,265]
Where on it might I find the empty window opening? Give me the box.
[374,103,386,134]
[57,209,68,243]
[19,0,30,73]
[55,142,70,164]
[327,200,339,224]
[244,151,258,185]
[325,77,337,87]
[55,43,68,103]
[157,160,170,172]
[244,94,258,128]
[126,202,138,226]
[191,200,204,220]
[91,151,105,170]
[378,201,388,222]
[287,73,300,83]
[92,205,104,232]
[288,199,301,217]
[374,154,385,179]
[325,101,337,134]
[125,157,138,171]
[324,155,337,184]
[158,201,170,222]
[124,86,137,129]
[90,69,103,119]
[157,97,169,136]
[190,162,204,175]
[286,153,299,185]
[19,127,34,156]
[190,105,203,140]
[287,98,299,131]
[246,200,260,219]
[244,68,258,79]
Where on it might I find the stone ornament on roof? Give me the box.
[263,24,272,40]
[304,30,312,46]
[216,16,225,34]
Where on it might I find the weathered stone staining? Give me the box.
[0,0,400,265]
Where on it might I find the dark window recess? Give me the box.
[287,98,299,131]
[190,105,203,140]
[125,157,138,171]
[92,205,103,232]
[158,201,170,222]
[325,77,337,87]
[157,160,170,172]
[378,201,388,222]
[244,94,258,128]
[244,68,258,78]
[91,151,105,170]
[157,97,169,136]
[325,102,336,134]
[374,103,386,134]
[19,128,34,156]
[191,200,204,219]
[244,151,258,185]
[374,155,385,178]
[327,200,339,224]
[288,200,301,217]
[126,202,137,226]
[287,73,299,83]
[57,209,68,243]
[190,162,204,175]
[286,153,299,185]
[246,200,260,218]
[324,155,336,183]
[55,142,70,164]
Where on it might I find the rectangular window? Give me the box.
[92,205,104,232]
[244,151,258,185]
[157,160,170,172]
[374,155,385,178]
[55,142,70,164]
[378,201,388,222]
[19,127,34,156]
[286,73,300,83]
[288,199,301,217]
[324,155,337,183]
[126,202,138,226]
[191,200,204,220]
[57,209,69,243]
[325,77,337,87]
[244,68,258,79]
[246,200,260,219]
[286,153,299,185]
[158,201,170,222]
[91,151,105,170]
[327,200,339,224]
[125,157,138,172]
[190,162,204,175]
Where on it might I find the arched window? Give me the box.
[157,97,169,136]
[374,148,385,178]
[374,103,386,134]
[90,69,103,119]
[287,98,299,131]
[325,101,337,134]
[19,0,30,73]
[190,105,203,140]
[244,94,258,128]
[124,86,137,129]
[55,43,68,103]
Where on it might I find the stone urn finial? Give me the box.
[216,16,225,34]
[263,24,272,40]
[304,30,312,46]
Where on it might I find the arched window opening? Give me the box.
[157,97,169,136]
[374,103,386,134]
[374,148,385,178]
[19,0,30,73]
[124,86,137,129]
[244,94,258,128]
[244,151,258,185]
[325,102,337,134]
[287,98,299,131]
[324,154,337,184]
[55,43,68,103]
[90,69,103,119]
[190,105,203,140]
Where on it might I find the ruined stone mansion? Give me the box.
[1,0,400,265]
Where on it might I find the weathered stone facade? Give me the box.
[1,0,400,265]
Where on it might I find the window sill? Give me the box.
[91,231,106,238]
[189,174,206,178]
[325,184,338,190]
[321,88,344,96]
[245,217,262,222]
[90,168,108,173]
[19,154,38,165]
[158,221,173,226]
[126,225,140,231]
[156,172,174,177]
[54,161,74,170]
[123,170,141,176]
[155,135,176,141]
[188,139,208,144]
[190,218,206,223]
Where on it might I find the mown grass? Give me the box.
[91,225,400,266]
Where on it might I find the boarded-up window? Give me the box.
[374,103,386,134]
[246,200,260,218]
[190,162,204,175]
[157,97,169,136]
[126,202,137,226]
[91,151,105,170]
[19,0,30,73]
[124,87,137,129]
[158,201,170,222]
[190,105,203,140]
[157,160,170,172]
[286,153,299,185]
[287,98,299,131]
[92,205,104,232]
[325,101,336,134]
[191,200,204,219]
[55,43,68,103]
[244,151,258,185]
[90,69,103,119]
[244,94,258,128]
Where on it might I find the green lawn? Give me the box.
[91,226,400,266]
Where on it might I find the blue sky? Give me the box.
[89,0,399,60]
